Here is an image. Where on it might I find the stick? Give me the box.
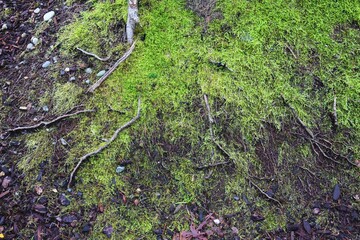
[76,47,111,61]
[203,94,214,139]
[126,0,139,44]
[5,109,94,133]
[67,98,141,188]
[87,40,136,93]
[249,179,282,206]
[333,96,338,128]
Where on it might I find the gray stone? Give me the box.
[43,11,55,21]
[34,8,40,14]
[116,166,125,173]
[42,105,49,112]
[42,61,51,68]
[27,43,35,50]
[69,76,76,81]
[31,37,39,45]
[21,32,27,38]
[333,184,341,201]
[96,70,106,77]
[85,79,91,84]
[1,24,7,30]
[85,68,92,74]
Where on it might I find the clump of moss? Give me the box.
[52,82,82,114]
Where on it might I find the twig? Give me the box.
[76,47,111,61]
[68,98,141,188]
[4,109,94,133]
[249,179,282,206]
[87,40,136,93]
[285,43,298,59]
[196,161,230,170]
[333,96,338,128]
[203,94,214,139]
[298,166,316,176]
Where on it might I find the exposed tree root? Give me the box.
[67,97,141,188]
[248,179,283,206]
[3,108,94,134]
[87,40,136,93]
[76,47,111,61]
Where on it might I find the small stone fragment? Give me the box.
[0,172,4,177]
[250,213,265,222]
[69,76,76,81]
[34,185,43,195]
[19,106,27,111]
[59,193,70,206]
[60,69,66,76]
[96,70,106,77]
[31,37,39,45]
[27,43,35,50]
[21,32,27,38]
[303,220,311,234]
[313,208,320,215]
[42,105,49,112]
[333,184,341,201]
[85,68,92,74]
[34,8,40,14]
[43,11,55,21]
[62,215,77,223]
[85,79,91,84]
[102,225,113,238]
[42,61,51,68]
[213,219,220,225]
[64,67,70,72]
[233,195,240,201]
[116,166,125,173]
[1,24,7,30]
[1,176,11,188]
[33,204,47,214]
[60,138,68,146]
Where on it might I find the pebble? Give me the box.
[33,204,47,214]
[31,37,39,45]
[233,195,240,201]
[59,193,70,206]
[116,166,125,173]
[43,11,55,21]
[27,43,35,50]
[333,184,341,201]
[85,68,92,74]
[60,138,68,145]
[69,76,76,81]
[303,220,311,234]
[85,79,91,84]
[21,32,27,38]
[102,225,113,238]
[64,67,70,72]
[1,24,7,30]
[60,69,66,76]
[42,105,49,112]
[213,219,220,225]
[1,176,11,188]
[52,56,58,63]
[96,70,106,77]
[62,215,77,223]
[34,8,40,14]
[42,61,51,68]
[313,208,320,215]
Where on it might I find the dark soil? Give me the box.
[1,1,359,240]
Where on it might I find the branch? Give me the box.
[67,98,141,188]
[87,40,136,93]
[4,109,94,134]
[126,0,139,44]
[249,179,282,206]
[76,47,111,61]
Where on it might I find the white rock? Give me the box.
[34,8,40,14]
[43,11,55,21]
[21,33,27,38]
[27,43,35,50]
[1,24,7,30]
[85,79,91,84]
[85,68,92,74]
[96,70,106,77]
[64,67,70,72]
[213,219,220,225]
[31,37,39,45]
[42,61,51,68]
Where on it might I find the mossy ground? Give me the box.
[15,0,360,239]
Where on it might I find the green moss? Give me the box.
[52,82,82,114]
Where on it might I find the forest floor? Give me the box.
[0,0,359,239]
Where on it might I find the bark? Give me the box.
[126,0,139,44]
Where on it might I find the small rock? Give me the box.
[60,69,66,76]
[313,208,320,215]
[0,172,4,177]
[82,223,91,233]
[136,188,141,193]
[0,166,9,175]
[33,204,47,214]
[63,215,77,223]
[34,185,43,195]
[53,56,58,63]
[102,225,113,238]
[0,215,5,225]
[303,220,311,234]
[213,219,220,225]
[1,176,11,188]
[42,105,49,112]
[1,24,7,30]
[116,166,125,173]
[26,43,35,50]
[96,70,106,77]
[69,76,76,81]
[233,195,240,201]
[34,8,40,14]
[38,196,48,204]
[59,193,70,206]
[43,11,55,21]
[85,68,92,74]
[60,138,68,146]
[250,213,265,222]
[333,184,341,201]
[85,79,91,84]
[21,32,27,38]
[64,67,70,72]
[31,37,39,45]
[42,61,51,68]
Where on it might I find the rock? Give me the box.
[96,70,106,77]
[42,105,49,112]
[85,68,92,74]
[85,79,91,84]
[102,225,113,238]
[1,176,11,188]
[42,61,51,68]
[43,11,55,21]
[303,220,311,234]
[21,32,27,38]
[34,185,43,195]
[313,208,320,215]
[34,8,40,14]
[250,213,265,222]
[53,56,58,63]
[233,195,240,201]
[116,166,125,173]
[0,215,5,225]
[213,219,220,225]
[31,37,39,45]
[27,43,35,50]
[82,223,91,233]
[59,193,70,206]
[1,24,7,30]
[60,69,66,76]
[65,67,70,72]
[63,215,77,223]
[60,138,68,146]
[33,204,47,214]
[333,184,341,201]
[69,76,76,81]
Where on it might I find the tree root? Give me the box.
[76,47,111,61]
[67,97,141,189]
